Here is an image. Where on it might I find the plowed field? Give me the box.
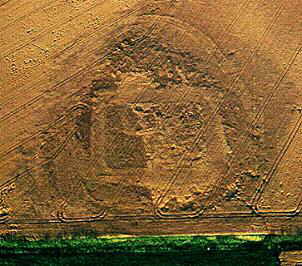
[0,0,302,237]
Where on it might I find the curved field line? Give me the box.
[202,104,295,217]
[130,12,246,195]
[0,0,173,107]
[5,116,302,229]
[88,15,220,215]
[57,136,113,222]
[252,113,302,214]
[0,81,97,161]
[71,6,219,221]
[57,204,106,223]
[48,0,250,116]
[133,6,256,171]
[57,146,107,223]
[4,2,300,224]
[0,16,156,222]
[217,44,302,206]
[0,104,89,191]
[0,5,158,159]
[0,104,102,223]
[51,20,162,223]
[154,1,284,218]
[0,106,79,160]
[0,100,90,160]
[6,207,302,224]
[2,0,288,222]
[154,2,282,204]
[121,7,248,148]
[0,4,147,122]
[89,1,278,219]
[188,47,302,217]
[2,2,284,221]
[199,45,302,217]
[0,103,107,223]
[57,138,111,223]
[0,12,155,164]
[195,44,302,217]
[89,19,167,220]
[58,19,189,222]
[87,0,265,219]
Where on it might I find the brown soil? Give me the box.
[0,0,302,236]
[279,251,302,265]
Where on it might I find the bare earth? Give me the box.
[0,0,302,236]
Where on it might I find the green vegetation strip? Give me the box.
[0,234,302,255]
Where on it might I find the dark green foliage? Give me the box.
[0,234,299,254]
[0,251,278,266]
[3,234,302,265]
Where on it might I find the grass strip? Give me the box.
[0,234,300,255]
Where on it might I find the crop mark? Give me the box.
[84,21,170,220]
[0,105,82,160]
[0,3,149,125]
[188,44,302,218]
[0,104,88,190]
[135,8,249,148]
[127,1,254,167]
[54,18,163,222]
[214,44,302,209]
[0,103,107,222]
[50,0,284,220]
[86,0,260,218]
[54,19,162,168]
[2,0,300,224]
[94,23,215,210]
[2,102,110,223]
[56,135,112,222]
[0,3,148,110]
[196,44,302,217]
[93,0,271,219]
[57,144,108,223]
[118,15,226,198]
[37,8,167,168]
[76,3,216,218]
[154,0,283,218]
[252,113,302,215]
[0,13,153,215]
[135,0,254,119]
